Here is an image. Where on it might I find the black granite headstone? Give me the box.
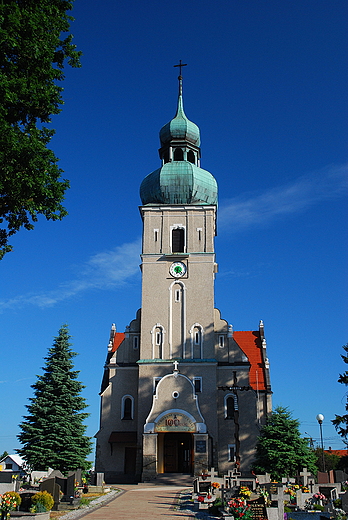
[247,496,268,520]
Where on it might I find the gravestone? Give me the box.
[198,481,211,494]
[300,468,316,493]
[40,477,61,507]
[335,470,348,483]
[247,496,268,520]
[19,491,37,512]
[341,490,348,512]
[66,474,75,498]
[96,472,104,487]
[318,472,329,484]
[269,484,290,520]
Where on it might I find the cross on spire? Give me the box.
[174,60,187,78]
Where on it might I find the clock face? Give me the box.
[170,261,186,278]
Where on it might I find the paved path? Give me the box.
[78,485,196,520]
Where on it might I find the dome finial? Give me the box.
[174,60,187,97]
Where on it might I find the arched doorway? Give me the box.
[163,432,193,473]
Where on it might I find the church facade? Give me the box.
[95,75,272,483]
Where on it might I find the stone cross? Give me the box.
[173,360,179,372]
[270,485,290,520]
[300,467,310,486]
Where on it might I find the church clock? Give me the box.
[169,261,186,278]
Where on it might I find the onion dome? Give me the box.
[140,75,217,206]
[159,83,200,147]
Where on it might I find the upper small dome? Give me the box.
[159,94,200,147]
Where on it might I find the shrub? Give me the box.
[312,504,324,512]
[31,490,54,512]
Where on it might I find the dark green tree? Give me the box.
[0,0,82,259]
[333,344,348,441]
[0,450,9,460]
[314,447,340,472]
[17,325,92,472]
[252,406,317,480]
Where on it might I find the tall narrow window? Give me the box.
[122,395,134,420]
[219,335,225,348]
[154,326,164,359]
[174,148,184,161]
[191,324,203,359]
[154,229,159,242]
[194,377,202,393]
[187,150,195,164]
[172,228,185,253]
[225,394,238,419]
[133,336,139,350]
[228,444,236,462]
[175,289,181,302]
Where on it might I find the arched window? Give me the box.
[172,228,185,253]
[190,324,203,359]
[225,394,238,420]
[152,324,165,359]
[174,148,184,161]
[122,395,134,420]
[187,150,195,164]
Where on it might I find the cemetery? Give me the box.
[190,466,348,520]
[0,466,109,519]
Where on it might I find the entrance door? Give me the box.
[163,433,192,473]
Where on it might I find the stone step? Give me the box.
[143,473,193,486]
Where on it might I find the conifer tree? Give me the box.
[17,325,92,472]
[332,343,348,441]
[252,406,317,480]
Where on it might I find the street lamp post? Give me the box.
[316,414,325,472]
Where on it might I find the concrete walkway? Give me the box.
[77,484,197,520]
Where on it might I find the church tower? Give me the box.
[95,72,272,483]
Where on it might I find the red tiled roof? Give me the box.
[325,449,348,457]
[112,332,125,352]
[233,330,267,391]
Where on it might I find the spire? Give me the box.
[139,66,218,206]
[173,60,187,117]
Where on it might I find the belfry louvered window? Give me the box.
[172,228,185,253]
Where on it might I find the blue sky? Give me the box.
[1,0,347,459]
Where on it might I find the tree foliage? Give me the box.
[17,325,92,472]
[0,0,81,258]
[252,406,317,480]
[332,343,348,441]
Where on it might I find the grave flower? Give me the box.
[227,497,253,520]
[0,491,21,518]
[197,495,205,503]
[239,486,252,498]
[212,482,220,489]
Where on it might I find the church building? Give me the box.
[95,72,272,483]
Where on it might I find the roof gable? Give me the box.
[233,330,267,391]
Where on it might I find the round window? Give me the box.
[172,391,179,399]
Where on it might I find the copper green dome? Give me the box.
[140,75,217,206]
[159,92,200,147]
[140,161,217,205]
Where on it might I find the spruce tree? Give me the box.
[17,325,92,472]
[252,406,317,480]
[332,344,348,441]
